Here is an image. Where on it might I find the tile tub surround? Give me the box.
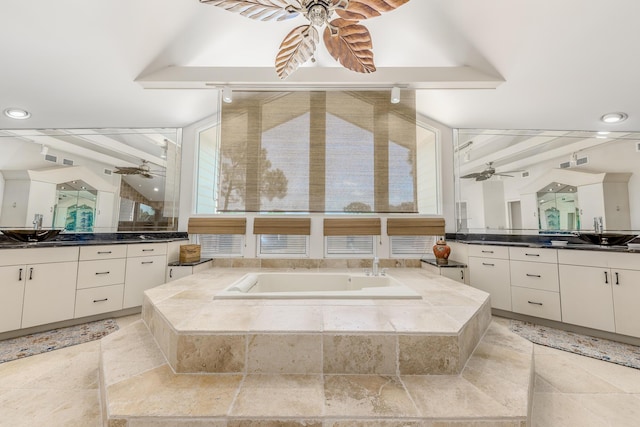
[141,268,492,376]
[100,318,533,426]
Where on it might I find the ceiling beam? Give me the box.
[135,66,505,90]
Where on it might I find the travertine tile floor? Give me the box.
[1,314,640,426]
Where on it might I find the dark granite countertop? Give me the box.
[0,232,188,249]
[168,258,213,267]
[446,233,640,253]
[421,258,468,268]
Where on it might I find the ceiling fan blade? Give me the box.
[275,25,319,79]
[476,175,491,181]
[199,0,299,21]
[335,0,411,21]
[461,172,483,179]
[493,173,515,178]
[323,19,376,73]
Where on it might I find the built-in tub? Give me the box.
[214,272,422,299]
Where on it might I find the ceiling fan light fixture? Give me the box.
[390,86,401,104]
[601,112,627,124]
[222,86,233,103]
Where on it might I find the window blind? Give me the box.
[386,218,445,236]
[187,217,246,234]
[390,235,435,256]
[217,90,417,213]
[197,234,244,257]
[326,236,375,256]
[258,235,308,256]
[253,217,311,235]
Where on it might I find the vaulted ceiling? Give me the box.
[2,0,639,132]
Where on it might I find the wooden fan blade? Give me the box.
[199,0,300,21]
[323,19,375,74]
[275,25,319,79]
[335,0,410,21]
[461,173,482,179]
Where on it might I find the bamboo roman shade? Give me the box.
[253,217,311,235]
[323,218,381,236]
[187,217,247,235]
[386,218,445,236]
[218,90,417,213]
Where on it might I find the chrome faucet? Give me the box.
[593,216,603,234]
[372,257,380,276]
[33,214,43,230]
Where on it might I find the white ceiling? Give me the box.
[2,0,640,132]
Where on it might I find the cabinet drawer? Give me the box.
[468,257,511,311]
[510,260,559,292]
[74,284,124,318]
[0,246,79,266]
[77,259,126,289]
[509,247,557,263]
[79,245,127,260]
[558,249,608,268]
[127,243,168,257]
[467,245,509,259]
[511,287,561,321]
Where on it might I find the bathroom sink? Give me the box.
[1,229,62,243]
[576,233,637,246]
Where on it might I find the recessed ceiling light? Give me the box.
[597,131,610,135]
[601,112,628,124]
[4,108,31,120]
[153,187,159,192]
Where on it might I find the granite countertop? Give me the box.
[451,238,640,253]
[168,258,213,267]
[0,232,188,249]
[421,258,468,268]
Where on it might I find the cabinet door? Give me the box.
[166,266,193,282]
[612,269,640,338]
[0,265,27,333]
[559,265,615,332]
[468,257,511,310]
[123,255,167,308]
[22,261,79,328]
[440,267,467,284]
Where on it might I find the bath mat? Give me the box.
[510,319,640,370]
[0,319,119,364]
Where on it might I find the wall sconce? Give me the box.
[390,87,400,104]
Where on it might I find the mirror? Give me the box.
[0,128,181,232]
[454,129,640,235]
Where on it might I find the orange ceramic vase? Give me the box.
[433,239,451,265]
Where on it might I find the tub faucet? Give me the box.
[33,214,43,230]
[372,257,380,276]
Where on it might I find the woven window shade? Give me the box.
[253,217,311,235]
[187,217,247,235]
[386,218,445,236]
[218,90,417,213]
[323,218,381,236]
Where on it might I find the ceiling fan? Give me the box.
[461,162,520,182]
[200,0,411,79]
[114,160,164,179]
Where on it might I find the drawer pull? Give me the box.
[169,268,173,278]
[95,271,110,275]
[525,253,540,257]
[527,301,543,306]
[18,268,23,281]
[526,274,541,278]
[93,298,108,303]
[615,272,620,285]
[142,249,155,252]
[481,250,494,254]
[460,270,464,281]
[97,251,112,254]
[29,267,34,280]
[141,261,154,265]
[482,262,495,267]
[604,271,609,284]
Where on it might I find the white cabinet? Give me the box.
[611,269,640,337]
[75,245,126,318]
[22,259,79,329]
[440,266,468,284]
[0,265,26,333]
[509,247,561,321]
[123,243,167,309]
[166,259,214,283]
[468,245,511,311]
[559,263,615,332]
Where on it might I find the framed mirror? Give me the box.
[0,128,181,232]
[454,129,640,235]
